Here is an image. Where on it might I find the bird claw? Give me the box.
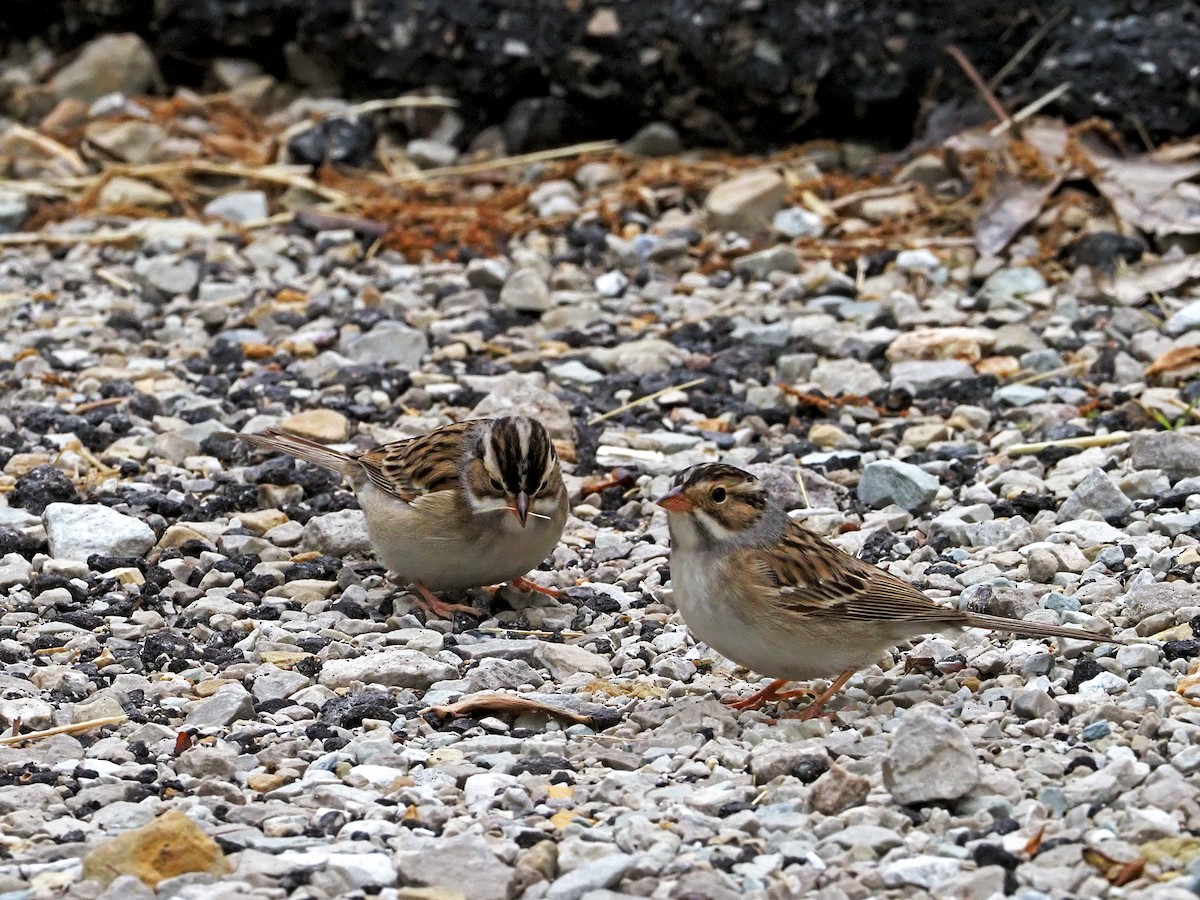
[411,582,480,619]
[508,576,563,599]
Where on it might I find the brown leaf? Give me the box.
[1024,824,1047,856]
[1145,345,1200,381]
[427,693,594,725]
[1082,846,1146,886]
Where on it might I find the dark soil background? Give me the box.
[3,1,1198,151]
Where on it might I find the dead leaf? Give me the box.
[1082,846,1146,886]
[1024,824,1047,856]
[427,693,595,725]
[975,172,1062,256]
[1078,135,1200,237]
[1145,345,1200,381]
[1110,256,1200,306]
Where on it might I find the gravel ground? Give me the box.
[1,161,1200,900]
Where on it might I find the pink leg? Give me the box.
[728,678,817,711]
[412,581,480,618]
[509,575,563,599]
[781,669,854,721]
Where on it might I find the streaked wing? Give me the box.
[722,519,967,626]
[356,420,484,502]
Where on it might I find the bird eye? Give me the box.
[489,477,505,492]
[712,487,727,503]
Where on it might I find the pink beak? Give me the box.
[513,491,530,526]
[656,486,695,513]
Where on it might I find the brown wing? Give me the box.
[355,420,484,502]
[723,518,969,626]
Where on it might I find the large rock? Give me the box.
[858,460,939,511]
[319,648,458,689]
[882,705,980,805]
[1130,431,1200,481]
[301,509,373,556]
[704,169,787,232]
[81,809,229,888]
[1058,468,1132,522]
[469,372,574,443]
[393,833,517,900]
[342,320,428,368]
[43,503,156,562]
[49,33,162,102]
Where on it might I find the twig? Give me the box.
[1008,359,1090,385]
[990,82,1072,136]
[1004,431,1130,456]
[384,140,618,183]
[96,269,135,291]
[0,714,127,746]
[277,95,458,144]
[945,45,1016,134]
[588,377,707,426]
[4,124,88,175]
[987,5,1071,91]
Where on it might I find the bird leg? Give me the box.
[411,581,480,619]
[508,576,563,599]
[727,679,816,711]
[781,669,855,721]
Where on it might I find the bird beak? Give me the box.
[513,491,530,526]
[656,486,695,513]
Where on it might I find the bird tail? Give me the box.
[225,428,358,477]
[963,612,1125,645]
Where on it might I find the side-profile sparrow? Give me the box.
[231,416,568,618]
[657,463,1122,719]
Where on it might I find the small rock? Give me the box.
[1026,548,1059,583]
[185,684,255,728]
[50,33,161,102]
[881,856,964,890]
[749,741,829,785]
[203,190,269,224]
[0,190,28,232]
[858,460,939,512]
[97,176,174,209]
[1012,688,1061,721]
[43,503,155,562]
[319,648,458,690]
[84,120,169,165]
[1130,431,1200,480]
[808,763,871,814]
[890,359,974,392]
[993,384,1049,406]
[589,338,686,376]
[594,270,629,297]
[705,169,787,232]
[406,139,458,169]
[535,643,613,679]
[547,360,604,386]
[301,509,372,556]
[343,320,429,368]
[394,834,516,900]
[501,268,553,313]
[11,464,79,515]
[133,254,200,296]
[81,809,229,888]
[544,854,633,900]
[280,408,350,442]
[1059,468,1132,522]
[773,207,824,238]
[883,705,980,804]
[810,358,885,396]
[980,267,1046,301]
[622,122,681,157]
[732,245,799,279]
[886,327,993,364]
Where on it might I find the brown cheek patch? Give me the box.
[463,458,493,496]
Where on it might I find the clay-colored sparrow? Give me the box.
[232,416,568,618]
[657,463,1122,718]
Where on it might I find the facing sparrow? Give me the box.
[657,463,1122,719]
[231,416,568,619]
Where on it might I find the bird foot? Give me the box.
[727,679,813,711]
[412,581,480,619]
[508,576,564,599]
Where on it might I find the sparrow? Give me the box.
[230,416,568,619]
[656,463,1123,719]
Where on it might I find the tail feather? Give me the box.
[225,428,359,478]
[963,612,1125,645]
